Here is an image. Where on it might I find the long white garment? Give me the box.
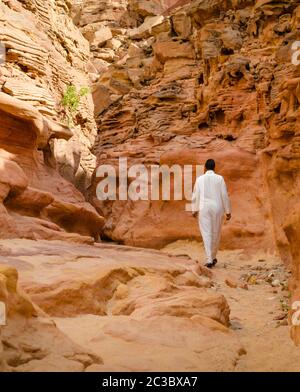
[192,170,231,263]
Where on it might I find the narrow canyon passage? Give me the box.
[0,0,300,373]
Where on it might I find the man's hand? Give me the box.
[226,213,231,221]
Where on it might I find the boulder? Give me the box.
[172,13,192,38]
[129,16,166,39]
[92,26,113,46]
[153,40,195,62]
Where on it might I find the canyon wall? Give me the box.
[82,0,300,343]
[0,0,99,190]
[0,0,299,345]
[0,0,104,242]
[88,0,298,257]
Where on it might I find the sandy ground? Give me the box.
[2,238,300,372]
[53,240,300,372]
[162,240,300,371]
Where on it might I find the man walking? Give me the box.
[192,159,231,268]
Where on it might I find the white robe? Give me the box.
[192,170,231,263]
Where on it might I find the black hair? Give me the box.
[205,159,215,171]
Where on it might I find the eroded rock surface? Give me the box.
[89,0,299,259]
[0,258,103,372]
[0,0,98,190]
[0,0,106,243]
[0,0,299,365]
[1,238,300,371]
[82,0,300,343]
[0,238,240,372]
[0,92,104,243]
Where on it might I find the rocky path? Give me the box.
[1,239,300,372]
[163,241,300,371]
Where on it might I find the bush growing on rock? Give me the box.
[61,85,90,126]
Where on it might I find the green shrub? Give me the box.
[61,84,90,125]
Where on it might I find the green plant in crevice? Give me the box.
[61,84,90,127]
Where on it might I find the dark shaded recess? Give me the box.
[224,134,236,142]
[214,109,225,123]
[198,73,204,84]
[198,122,209,130]
[216,134,237,142]
[273,103,281,113]
[234,70,244,80]
[221,48,234,55]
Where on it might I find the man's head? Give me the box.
[205,159,215,172]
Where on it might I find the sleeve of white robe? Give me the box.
[191,180,200,213]
[221,177,231,215]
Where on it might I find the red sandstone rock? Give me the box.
[0,238,237,371]
[88,0,298,263]
[0,93,104,243]
[225,278,238,289]
[0,0,97,191]
[0,262,103,371]
[84,1,300,347]
[0,0,299,352]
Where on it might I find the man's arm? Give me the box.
[221,177,231,220]
[191,179,200,217]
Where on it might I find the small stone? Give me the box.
[273,312,287,321]
[271,279,280,287]
[238,282,248,290]
[238,347,247,356]
[277,319,288,327]
[225,278,238,288]
[256,279,264,285]
[106,38,122,51]
[230,320,243,330]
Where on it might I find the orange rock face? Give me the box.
[88,1,276,251]
[0,0,99,191]
[0,93,104,243]
[0,238,238,371]
[0,260,103,371]
[0,0,299,355]
[86,0,300,342]
[1,238,300,371]
[0,1,105,243]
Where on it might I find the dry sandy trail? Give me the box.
[1,238,300,372]
[162,241,300,371]
[54,241,300,372]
